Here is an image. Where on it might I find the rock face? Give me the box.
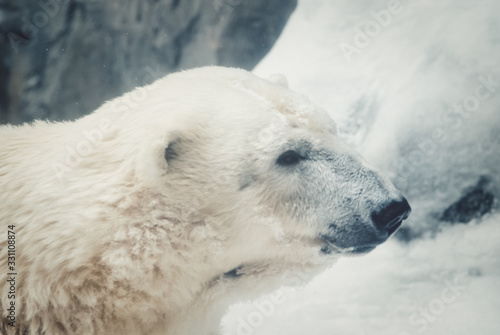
[0,0,297,124]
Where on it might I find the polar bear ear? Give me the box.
[137,132,180,185]
[267,73,289,88]
[164,137,180,162]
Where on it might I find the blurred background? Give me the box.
[1,0,499,334]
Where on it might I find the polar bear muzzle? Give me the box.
[320,197,411,254]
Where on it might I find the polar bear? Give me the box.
[0,67,410,335]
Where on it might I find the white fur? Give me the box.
[0,67,404,334]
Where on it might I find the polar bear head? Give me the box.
[74,66,410,333]
[95,66,411,275]
[122,68,409,249]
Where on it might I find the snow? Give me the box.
[221,0,500,334]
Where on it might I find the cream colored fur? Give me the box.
[0,67,404,334]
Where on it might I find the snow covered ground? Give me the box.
[221,0,500,334]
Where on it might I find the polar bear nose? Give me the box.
[371,198,411,235]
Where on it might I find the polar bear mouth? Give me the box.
[384,216,404,235]
[319,239,378,255]
[339,245,377,254]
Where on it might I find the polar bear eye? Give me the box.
[276,150,305,166]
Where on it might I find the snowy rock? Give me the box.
[0,0,297,124]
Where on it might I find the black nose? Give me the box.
[371,198,411,235]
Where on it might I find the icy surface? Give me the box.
[221,0,500,334]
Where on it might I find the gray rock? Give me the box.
[0,0,296,124]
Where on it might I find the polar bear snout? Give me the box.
[317,161,411,254]
[371,198,411,236]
